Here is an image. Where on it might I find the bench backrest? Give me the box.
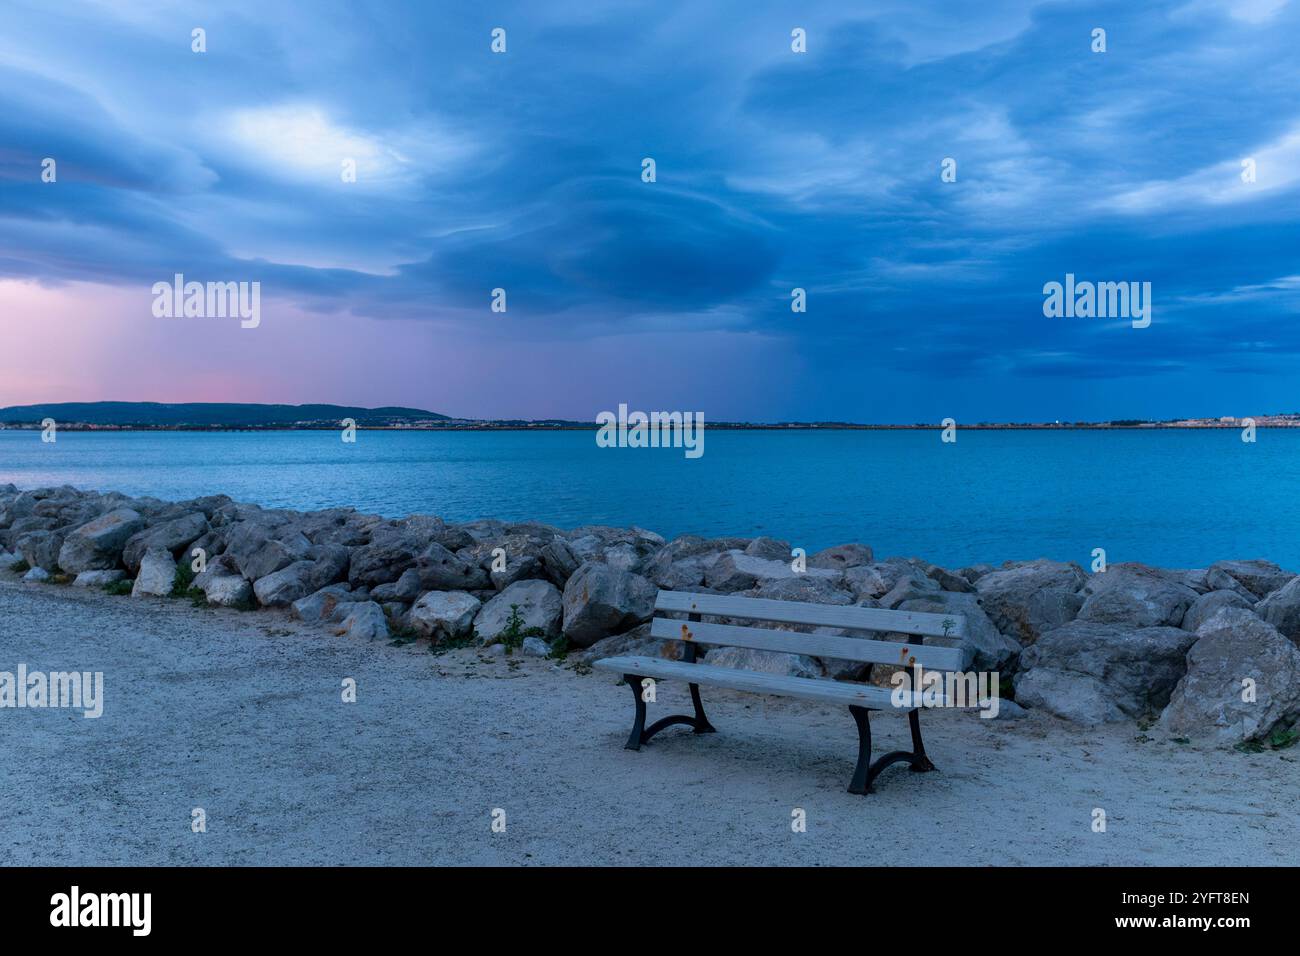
[651,590,965,671]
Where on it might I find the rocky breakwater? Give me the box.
[2,483,1299,749]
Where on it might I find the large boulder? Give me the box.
[474,579,563,641]
[132,546,176,597]
[410,590,482,642]
[1207,560,1295,600]
[72,569,126,588]
[645,535,743,590]
[1159,608,1300,745]
[1182,589,1254,633]
[539,536,581,587]
[566,525,664,575]
[1014,620,1196,725]
[252,561,315,607]
[974,559,1086,645]
[415,541,491,591]
[291,584,355,623]
[57,508,145,572]
[240,533,312,583]
[562,562,657,647]
[121,511,208,572]
[807,543,874,571]
[333,601,390,642]
[16,529,65,572]
[704,550,840,593]
[1255,576,1300,645]
[347,531,424,588]
[1077,563,1197,628]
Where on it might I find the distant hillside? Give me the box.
[0,402,449,427]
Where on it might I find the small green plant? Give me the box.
[1234,740,1266,754]
[497,604,545,651]
[1268,725,1299,750]
[103,579,133,596]
[186,587,208,608]
[10,559,30,574]
[171,562,196,597]
[999,674,1015,702]
[547,635,570,661]
[941,618,956,637]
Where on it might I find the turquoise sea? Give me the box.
[0,428,1294,571]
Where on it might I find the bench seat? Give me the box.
[593,655,935,710]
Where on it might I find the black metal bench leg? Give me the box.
[623,674,647,751]
[908,708,937,772]
[847,705,873,794]
[689,683,716,734]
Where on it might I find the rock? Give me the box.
[410,590,482,641]
[1077,563,1197,629]
[0,550,24,570]
[72,569,125,588]
[333,601,390,642]
[483,643,507,658]
[521,636,551,658]
[807,543,874,571]
[743,536,791,561]
[23,566,50,583]
[303,543,351,592]
[566,526,663,574]
[415,541,491,591]
[561,562,657,647]
[132,547,177,597]
[843,561,913,601]
[370,568,422,602]
[539,536,581,586]
[878,569,941,608]
[705,550,839,592]
[747,575,854,605]
[1182,589,1254,633]
[705,645,824,679]
[1255,576,1300,645]
[201,573,253,608]
[1207,559,1296,600]
[1014,621,1196,725]
[958,564,996,585]
[645,535,741,590]
[57,508,145,572]
[16,529,64,572]
[240,533,312,583]
[1203,567,1256,600]
[121,511,207,572]
[974,559,1086,644]
[347,531,423,588]
[252,561,315,607]
[924,563,975,593]
[1159,608,1300,745]
[474,579,563,641]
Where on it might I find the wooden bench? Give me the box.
[594,590,967,794]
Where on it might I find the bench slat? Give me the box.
[655,590,967,639]
[593,656,938,709]
[649,617,964,671]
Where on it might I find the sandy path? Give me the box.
[1,579,1295,866]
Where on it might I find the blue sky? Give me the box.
[2,0,1299,422]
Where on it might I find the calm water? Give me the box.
[0,429,1295,570]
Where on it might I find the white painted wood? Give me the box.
[592,656,941,709]
[648,617,964,671]
[655,590,967,639]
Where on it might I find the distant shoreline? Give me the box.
[1,423,1296,433]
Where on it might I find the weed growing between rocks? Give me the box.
[103,579,133,596]
[11,559,29,574]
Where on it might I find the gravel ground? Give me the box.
[1,577,1296,866]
